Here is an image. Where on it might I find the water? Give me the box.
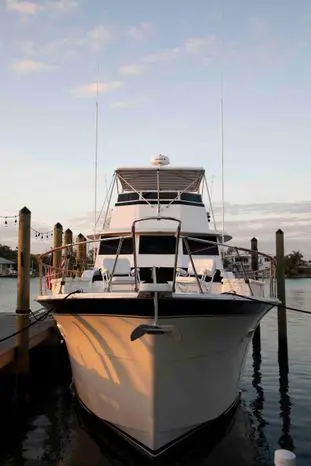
[0,278,310,465]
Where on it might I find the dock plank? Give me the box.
[0,314,55,369]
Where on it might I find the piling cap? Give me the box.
[20,206,31,214]
[274,449,296,465]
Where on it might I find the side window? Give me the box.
[183,236,219,255]
[99,237,133,254]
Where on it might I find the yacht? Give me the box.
[36,154,277,457]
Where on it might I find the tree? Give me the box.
[0,243,41,272]
[284,250,304,276]
[0,244,17,262]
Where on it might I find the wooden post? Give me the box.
[276,229,288,361]
[63,228,73,258]
[251,237,258,276]
[76,233,86,277]
[16,206,31,377]
[53,223,63,273]
[251,237,261,351]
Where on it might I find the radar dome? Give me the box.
[150,154,170,166]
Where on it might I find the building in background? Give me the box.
[0,257,16,276]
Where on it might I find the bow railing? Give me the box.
[37,234,276,297]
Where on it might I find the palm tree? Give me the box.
[285,250,304,276]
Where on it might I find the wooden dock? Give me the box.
[0,313,56,370]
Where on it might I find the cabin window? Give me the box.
[142,192,177,200]
[139,236,177,254]
[99,237,133,255]
[182,236,219,255]
[117,193,139,202]
[180,193,202,203]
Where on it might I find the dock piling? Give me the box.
[63,228,73,269]
[276,229,288,362]
[16,206,31,377]
[251,237,261,351]
[64,229,73,256]
[76,233,87,277]
[53,223,63,271]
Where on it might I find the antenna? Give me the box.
[93,63,99,261]
[219,9,225,248]
[220,77,225,245]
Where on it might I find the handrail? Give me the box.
[107,237,124,292]
[235,247,253,296]
[152,266,159,326]
[131,216,182,292]
[185,236,275,263]
[39,233,274,264]
[38,235,133,261]
[38,229,276,298]
[183,237,204,294]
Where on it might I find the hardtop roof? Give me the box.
[115,166,205,192]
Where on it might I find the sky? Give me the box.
[1,0,311,255]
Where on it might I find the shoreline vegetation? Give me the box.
[284,250,311,278]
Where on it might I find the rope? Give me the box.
[223,292,311,316]
[0,290,82,344]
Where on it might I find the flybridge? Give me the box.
[95,155,216,237]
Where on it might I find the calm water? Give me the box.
[0,278,310,465]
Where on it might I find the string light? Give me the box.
[31,228,53,240]
[0,215,18,227]
[0,214,55,241]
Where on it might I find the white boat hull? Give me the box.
[50,296,271,455]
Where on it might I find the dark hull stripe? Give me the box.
[37,297,274,318]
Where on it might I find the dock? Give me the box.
[0,313,56,370]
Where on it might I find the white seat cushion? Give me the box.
[103,258,132,276]
[187,258,216,277]
[111,276,136,284]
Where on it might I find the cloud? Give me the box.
[37,24,113,59]
[48,0,79,11]
[16,40,37,56]
[88,25,112,50]
[128,22,154,40]
[124,35,217,73]
[210,201,311,255]
[10,59,55,73]
[109,100,135,110]
[6,0,39,15]
[71,81,124,98]
[249,16,270,36]
[142,47,181,64]
[185,35,217,55]
[6,0,79,19]
[119,64,145,76]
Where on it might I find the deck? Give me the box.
[0,313,56,369]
